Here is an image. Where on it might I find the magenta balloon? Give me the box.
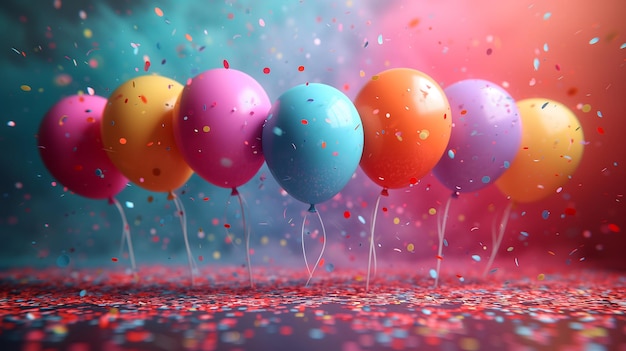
[433,79,522,193]
[173,69,271,189]
[38,95,128,199]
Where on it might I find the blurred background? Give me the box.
[1,0,624,276]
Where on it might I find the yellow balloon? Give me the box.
[102,75,193,195]
[495,98,584,203]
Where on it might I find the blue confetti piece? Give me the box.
[125,201,134,209]
[325,263,334,272]
[481,176,491,184]
[589,37,599,45]
[377,34,383,45]
[79,289,87,297]
[543,12,551,20]
[472,254,481,262]
[543,43,549,52]
[358,215,366,225]
[542,210,550,219]
[56,254,70,268]
[429,269,437,279]
[308,328,325,339]
[503,161,510,169]
[520,231,529,237]
[597,111,603,118]
[620,43,626,49]
[533,57,540,71]
[272,126,283,136]
[541,101,549,109]
[447,149,455,159]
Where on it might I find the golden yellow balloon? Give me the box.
[495,98,584,203]
[102,75,193,195]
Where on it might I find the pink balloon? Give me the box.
[174,68,271,189]
[38,95,128,200]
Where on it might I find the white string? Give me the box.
[434,195,452,288]
[483,201,513,278]
[305,207,327,287]
[366,191,383,291]
[173,195,197,285]
[112,197,136,272]
[234,189,254,288]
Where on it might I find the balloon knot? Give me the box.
[167,191,176,201]
[107,197,114,205]
[231,187,239,196]
[307,204,317,213]
[381,188,389,197]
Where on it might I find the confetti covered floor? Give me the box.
[1,265,625,351]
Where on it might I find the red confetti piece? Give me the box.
[564,208,577,216]
[185,33,193,42]
[409,177,418,184]
[224,223,231,229]
[343,211,351,219]
[301,119,308,125]
[608,223,620,233]
[154,7,164,17]
[223,59,230,69]
[263,67,270,74]
[298,65,305,72]
[144,61,151,72]
[597,127,605,135]
[139,95,148,104]
[111,257,118,262]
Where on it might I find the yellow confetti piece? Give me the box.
[582,104,591,113]
[419,130,430,140]
[537,273,545,281]
[202,126,210,133]
[407,243,415,252]
[83,28,92,39]
[212,251,221,260]
[261,236,269,245]
[20,85,31,92]
[428,208,437,215]
[393,217,400,225]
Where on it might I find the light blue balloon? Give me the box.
[262,83,364,209]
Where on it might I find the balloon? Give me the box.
[173,68,271,189]
[262,83,364,207]
[495,98,585,203]
[38,94,128,200]
[101,75,193,195]
[433,79,522,193]
[355,68,452,190]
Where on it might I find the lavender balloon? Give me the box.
[434,79,522,193]
[431,79,521,287]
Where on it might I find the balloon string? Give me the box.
[173,195,197,285]
[301,212,312,278]
[233,189,254,288]
[483,201,513,278]
[366,191,383,291]
[112,197,136,272]
[304,209,327,287]
[434,195,452,288]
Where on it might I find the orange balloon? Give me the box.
[355,68,451,189]
[495,98,585,203]
[101,75,193,194]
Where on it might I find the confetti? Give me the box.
[589,37,599,45]
[154,7,164,17]
[20,85,31,92]
[223,59,230,69]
